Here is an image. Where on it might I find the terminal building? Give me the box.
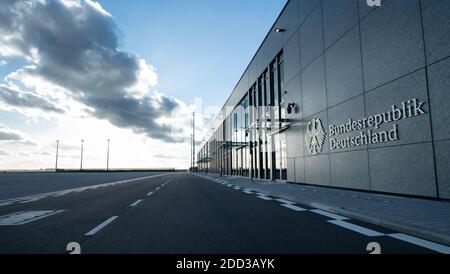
[196,0,450,199]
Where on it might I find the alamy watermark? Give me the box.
[367,0,381,7]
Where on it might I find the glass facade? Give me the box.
[197,51,287,182]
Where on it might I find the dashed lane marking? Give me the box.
[85,216,118,236]
[147,191,154,196]
[130,199,143,207]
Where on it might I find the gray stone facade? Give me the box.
[198,0,450,199]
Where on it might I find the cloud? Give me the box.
[0,124,37,147]
[0,150,9,156]
[0,0,188,143]
[0,84,65,114]
[0,124,23,141]
[153,153,186,160]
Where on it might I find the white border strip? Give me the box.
[280,203,306,212]
[310,209,349,220]
[256,195,273,201]
[389,233,450,254]
[328,220,384,237]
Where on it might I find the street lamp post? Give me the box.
[80,139,84,171]
[190,134,193,171]
[192,111,195,171]
[55,140,59,172]
[107,139,110,171]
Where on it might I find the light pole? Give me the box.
[190,134,193,171]
[106,139,110,171]
[192,111,195,171]
[55,140,59,172]
[80,139,84,171]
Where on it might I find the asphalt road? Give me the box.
[0,172,443,254]
[0,171,165,200]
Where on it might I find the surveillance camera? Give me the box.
[287,103,296,114]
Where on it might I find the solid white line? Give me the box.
[256,195,273,201]
[328,220,384,237]
[85,216,118,236]
[310,209,349,220]
[18,197,45,204]
[0,173,168,205]
[147,191,154,196]
[130,199,143,207]
[388,233,450,254]
[281,203,307,211]
[52,190,74,197]
[0,202,13,207]
[275,198,295,204]
[0,210,66,225]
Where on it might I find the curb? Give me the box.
[195,173,450,247]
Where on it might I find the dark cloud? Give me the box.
[0,0,182,143]
[0,85,65,114]
[0,124,23,141]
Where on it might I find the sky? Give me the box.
[0,0,286,170]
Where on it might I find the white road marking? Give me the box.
[156,187,160,191]
[256,195,273,201]
[85,216,118,236]
[328,220,384,237]
[0,210,65,225]
[388,233,450,254]
[0,202,14,207]
[147,191,154,196]
[310,209,349,220]
[233,186,241,190]
[130,199,143,207]
[243,190,253,194]
[51,190,74,197]
[275,199,295,204]
[18,197,45,204]
[0,173,168,206]
[280,203,307,211]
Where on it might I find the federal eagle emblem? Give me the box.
[305,118,326,155]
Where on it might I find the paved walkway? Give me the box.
[196,173,450,246]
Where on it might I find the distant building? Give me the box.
[197,0,450,199]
